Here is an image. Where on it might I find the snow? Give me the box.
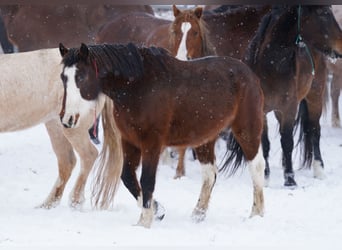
[1,99,342,248]
[1,7,342,250]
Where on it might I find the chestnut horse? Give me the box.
[58,42,265,228]
[245,5,342,186]
[0,48,107,209]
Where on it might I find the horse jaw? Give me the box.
[61,65,97,128]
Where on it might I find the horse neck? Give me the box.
[246,7,298,66]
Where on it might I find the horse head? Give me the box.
[170,5,213,60]
[300,5,342,58]
[59,43,102,128]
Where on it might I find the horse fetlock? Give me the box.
[250,189,264,217]
[313,160,326,180]
[135,207,154,228]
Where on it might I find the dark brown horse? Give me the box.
[245,5,342,186]
[96,5,215,179]
[178,5,335,187]
[0,4,154,51]
[58,42,265,228]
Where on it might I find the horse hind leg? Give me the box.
[330,71,342,127]
[191,140,217,222]
[39,119,77,209]
[174,147,186,179]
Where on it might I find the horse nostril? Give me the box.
[68,116,73,127]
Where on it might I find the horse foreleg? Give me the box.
[248,146,265,217]
[274,111,297,187]
[40,120,77,209]
[192,140,217,222]
[136,145,161,228]
[62,125,98,208]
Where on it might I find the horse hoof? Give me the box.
[284,176,297,187]
[191,207,206,223]
[264,176,270,187]
[37,200,60,209]
[153,200,166,221]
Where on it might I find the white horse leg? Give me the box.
[192,162,217,222]
[313,159,326,180]
[39,119,77,208]
[248,146,265,217]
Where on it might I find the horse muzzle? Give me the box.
[61,113,80,128]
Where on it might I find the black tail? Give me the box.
[294,99,313,168]
[219,132,246,176]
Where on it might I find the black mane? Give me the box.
[245,5,297,66]
[62,43,170,81]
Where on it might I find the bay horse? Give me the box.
[58,42,265,228]
[177,5,334,187]
[96,5,215,179]
[245,5,342,186]
[0,48,106,209]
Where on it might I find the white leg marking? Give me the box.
[192,162,217,222]
[248,146,265,217]
[175,22,191,61]
[62,66,97,128]
[313,160,326,180]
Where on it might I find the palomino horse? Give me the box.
[58,42,265,228]
[0,49,105,209]
[245,5,342,186]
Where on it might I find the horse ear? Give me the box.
[80,43,89,61]
[194,7,203,19]
[173,5,181,17]
[59,43,69,56]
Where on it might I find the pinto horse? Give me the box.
[58,42,265,228]
[96,5,215,179]
[245,5,342,186]
[0,48,106,209]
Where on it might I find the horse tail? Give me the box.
[219,131,246,176]
[295,99,312,169]
[91,96,123,209]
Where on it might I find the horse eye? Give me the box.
[76,75,84,83]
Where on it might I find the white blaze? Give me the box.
[62,65,97,128]
[176,22,191,61]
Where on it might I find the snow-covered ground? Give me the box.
[1,92,342,248]
[1,6,342,250]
